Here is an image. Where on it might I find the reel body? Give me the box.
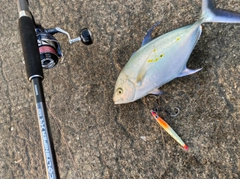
[36,28,62,69]
[35,25,93,69]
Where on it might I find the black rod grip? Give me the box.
[19,16,43,81]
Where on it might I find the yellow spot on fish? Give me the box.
[176,37,181,41]
[148,58,160,63]
[148,54,164,63]
[153,49,157,52]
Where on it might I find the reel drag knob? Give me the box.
[80,28,93,45]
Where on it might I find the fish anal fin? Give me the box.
[148,88,164,95]
[177,67,202,78]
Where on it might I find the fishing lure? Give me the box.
[113,0,240,104]
[150,110,188,150]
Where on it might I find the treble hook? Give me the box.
[169,107,180,117]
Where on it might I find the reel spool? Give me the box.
[36,26,93,69]
[37,32,61,69]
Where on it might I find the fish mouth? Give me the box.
[113,99,129,104]
[113,90,135,105]
[113,93,122,104]
[113,95,126,104]
[114,100,122,104]
[113,94,136,104]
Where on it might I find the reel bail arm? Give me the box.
[44,27,93,45]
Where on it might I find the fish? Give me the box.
[113,0,240,104]
[150,110,188,150]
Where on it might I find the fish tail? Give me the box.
[201,0,240,23]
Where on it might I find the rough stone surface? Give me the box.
[0,0,239,178]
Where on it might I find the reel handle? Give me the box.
[47,27,93,45]
[80,28,93,45]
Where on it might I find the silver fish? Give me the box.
[113,0,240,104]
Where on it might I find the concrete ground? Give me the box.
[0,0,239,178]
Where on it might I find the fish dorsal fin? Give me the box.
[130,51,136,58]
[136,20,163,83]
[177,66,202,78]
[141,21,162,47]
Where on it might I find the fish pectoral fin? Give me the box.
[148,88,164,95]
[136,63,150,84]
[177,67,202,78]
[141,21,162,47]
[136,70,145,84]
[136,56,157,84]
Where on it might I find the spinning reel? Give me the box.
[36,25,93,69]
[17,0,93,178]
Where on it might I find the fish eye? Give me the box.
[117,88,123,95]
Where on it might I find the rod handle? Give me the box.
[19,16,44,81]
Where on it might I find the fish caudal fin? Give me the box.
[201,0,240,23]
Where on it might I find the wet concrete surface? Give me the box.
[0,0,239,178]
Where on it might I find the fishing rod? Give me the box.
[17,0,93,178]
